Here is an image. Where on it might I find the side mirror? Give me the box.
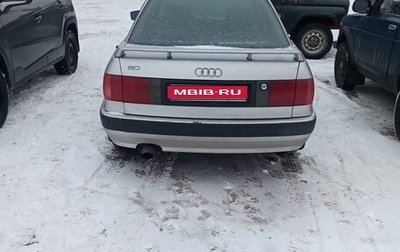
[0,0,29,12]
[353,0,370,13]
[130,10,140,21]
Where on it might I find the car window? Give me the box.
[381,0,393,13]
[128,0,290,48]
[392,0,400,14]
[381,0,400,14]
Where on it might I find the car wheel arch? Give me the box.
[291,15,337,36]
[336,32,347,48]
[337,34,357,65]
[0,54,12,89]
[63,17,79,52]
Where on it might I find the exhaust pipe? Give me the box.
[139,145,156,159]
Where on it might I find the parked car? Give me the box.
[100,0,316,156]
[0,0,79,128]
[271,0,349,59]
[334,0,400,140]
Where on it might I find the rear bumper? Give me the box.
[100,106,316,153]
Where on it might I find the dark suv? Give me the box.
[0,0,79,128]
[334,0,400,139]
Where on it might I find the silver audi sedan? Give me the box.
[100,0,316,154]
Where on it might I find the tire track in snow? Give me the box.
[298,153,381,250]
[141,152,179,185]
[257,153,324,250]
[315,77,396,139]
[306,190,344,252]
[334,153,381,252]
[80,146,138,197]
[128,152,180,217]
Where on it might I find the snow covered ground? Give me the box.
[1,0,400,251]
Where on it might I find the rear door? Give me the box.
[356,0,398,85]
[40,0,66,61]
[1,0,52,83]
[385,0,400,93]
[0,1,41,83]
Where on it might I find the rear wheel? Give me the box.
[0,71,9,128]
[334,42,365,91]
[54,30,79,75]
[294,23,333,59]
[395,92,400,141]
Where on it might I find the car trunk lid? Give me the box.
[104,46,313,119]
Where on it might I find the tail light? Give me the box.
[268,78,314,106]
[103,74,123,101]
[294,78,315,105]
[103,74,150,104]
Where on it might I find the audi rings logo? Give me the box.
[195,67,223,78]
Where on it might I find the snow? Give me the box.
[1,0,400,251]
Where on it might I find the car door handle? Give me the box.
[388,24,397,31]
[57,0,64,8]
[34,15,42,23]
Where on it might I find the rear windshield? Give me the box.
[128,0,290,48]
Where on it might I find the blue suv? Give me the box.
[334,0,400,140]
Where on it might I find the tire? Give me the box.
[395,91,400,141]
[54,30,79,75]
[294,23,333,59]
[334,42,365,91]
[0,71,10,128]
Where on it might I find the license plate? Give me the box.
[167,85,248,101]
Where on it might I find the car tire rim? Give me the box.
[0,89,6,112]
[302,29,326,54]
[0,74,9,127]
[336,47,348,85]
[66,39,77,68]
